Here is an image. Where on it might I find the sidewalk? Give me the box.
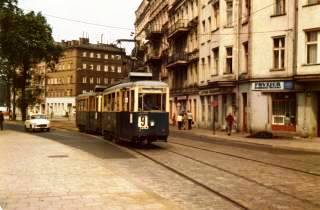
[170,126,320,153]
[36,119,320,154]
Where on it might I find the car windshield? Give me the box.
[31,115,47,120]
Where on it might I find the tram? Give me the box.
[76,80,170,144]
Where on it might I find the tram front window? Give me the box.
[138,93,165,112]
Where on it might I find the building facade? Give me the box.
[32,38,128,117]
[135,0,320,137]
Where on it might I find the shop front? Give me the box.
[251,80,296,133]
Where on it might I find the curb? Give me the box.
[170,130,320,154]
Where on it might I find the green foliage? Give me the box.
[0,1,62,120]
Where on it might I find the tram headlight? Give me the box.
[150,121,155,127]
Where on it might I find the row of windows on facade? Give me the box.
[47,90,72,97]
[82,77,116,85]
[48,77,73,85]
[199,31,320,79]
[82,51,122,60]
[81,63,122,73]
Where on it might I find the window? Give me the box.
[243,42,249,72]
[213,2,220,29]
[104,78,108,84]
[82,77,87,84]
[225,47,233,74]
[273,37,285,69]
[90,64,94,70]
[117,66,122,73]
[202,20,206,33]
[104,54,109,59]
[208,17,212,32]
[226,0,233,26]
[97,53,101,58]
[97,65,101,71]
[111,66,115,72]
[208,55,211,75]
[82,63,87,69]
[272,93,296,131]
[90,52,94,58]
[97,78,101,84]
[82,52,87,57]
[274,0,285,15]
[213,47,219,75]
[201,58,205,81]
[104,65,108,72]
[306,31,319,64]
[90,77,94,84]
[111,55,115,59]
[243,0,250,20]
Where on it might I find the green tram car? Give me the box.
[76,80,170,144]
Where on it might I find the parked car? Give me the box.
[24,114,50,132]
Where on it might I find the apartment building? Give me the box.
[42,38,127,117]
[136,0,320,137]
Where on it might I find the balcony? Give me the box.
[146,50,161,63]
[146,24,162,41]
[160,70,168,80]
[170,84,199,95]
[168,19,189,39]
[188,16,199,29]
[187,49,199,62]
[167,53,189,69]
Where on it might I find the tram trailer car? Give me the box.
[101,81,169,144]
[76,92,103,134]
[76,81,170,144]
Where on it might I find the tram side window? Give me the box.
[89,97,95,111]
[111,93,115,111]
[161,94,167,111]
[130,90,134,112]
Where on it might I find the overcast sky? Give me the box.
[18,0,141,53]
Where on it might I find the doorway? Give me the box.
[242,93,248,132]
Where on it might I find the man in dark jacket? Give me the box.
[225,113,234,136]
[0,111,4,130]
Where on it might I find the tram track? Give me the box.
[131,144,320,210]
[131,147,249,210]
[169,140,320,177]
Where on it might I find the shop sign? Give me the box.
[252,81,293,91]
[177,96,187,100]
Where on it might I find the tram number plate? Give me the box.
[138,116,149,129]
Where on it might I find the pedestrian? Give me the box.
[225,113,234,136]
[183,111,188,130]
[187,110,193,130]
[172,113,176,126]
[177,112,183,130]
[0,111,4,131]
[51,111,54,119]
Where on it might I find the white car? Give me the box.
[25,114,50,132]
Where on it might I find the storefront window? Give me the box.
[272,93,296,131]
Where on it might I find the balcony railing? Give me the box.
[146,24,162,40]
[187,50,199,62]
[168,19,189,39]
[167,53,188,66]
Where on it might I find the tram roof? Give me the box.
[103,80,168,93]
[77,92,99,98]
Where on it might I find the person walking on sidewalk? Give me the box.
[225,113,234,136]
[183,111,188,130]
[0,111,4,131]
[177,112,183,130]
[187,110,193,130]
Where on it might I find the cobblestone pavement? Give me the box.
[169,133,320,174]
[0,128,179,210]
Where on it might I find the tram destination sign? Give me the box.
[252,81,293,91]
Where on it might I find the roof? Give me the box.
[103,80,168,93]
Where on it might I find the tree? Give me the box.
[0,5,62,120]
